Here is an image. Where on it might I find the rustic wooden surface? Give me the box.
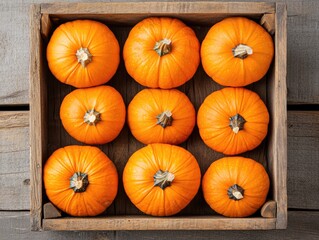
[287,111,319,209]
[0,112,30,210]
[0,0,318,239]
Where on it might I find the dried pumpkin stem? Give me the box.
[232,44,253,59]
[228,184,244,200]
[76,47,92,67]
[229,113,246,134]
[154,170,175,190]
[154,38,172,56]
[156,110,173,128]
[84,109,101,125]
[70,172,89,193]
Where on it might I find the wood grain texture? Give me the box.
[0,1,29,105]
[0,211,318,239]
[43,216,276,231]
[261,201,277,218]
[286,0,319,104]
[38,1,274,27]
[0,111,29,210]
[29,4,46,231]
[40,1,275,14]
[266,2,287,229]
[260,13,275,34]
[287,111,319,209]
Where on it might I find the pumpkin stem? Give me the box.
[76,47,92,67]
[156,110,173,128]
[84,109,101,125]
[229,113,246,134]
[70,172,89,193]
[232,44,253,59]
[154,38,172,56]
[154,170,175,190]
[228,184,244,200]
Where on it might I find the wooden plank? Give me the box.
[29,4,46,231]
[286,0,319,104]
[0,1,29,105]
[38,2,275,30]
[287,111,319,209]
[266,2,287,229]
[0,111,29,210]
[0,211,318,238]
[41,2,275,14]
[43,216,276,231]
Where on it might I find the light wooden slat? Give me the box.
[287,111,319,209]
[29,4,45,231]
[266,2,287,229]
[0,211,318,239]
[40,2,275,14]
[39,2,275,28]
[0,111,29,210]
[43,216,276,231]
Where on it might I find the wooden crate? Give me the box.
[30,2,287,231]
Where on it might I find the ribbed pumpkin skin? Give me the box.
[123,144,201,216]
[197,87,269,155]
[60,85,126,145]
[128,89,196,145]
[44,145,118,217]
[202,156,270,217]
[123,17,200,89]
[47,20,120,88]
[201,17,274,87]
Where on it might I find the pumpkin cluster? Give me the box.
[199,17,273,217]
[45,19,125,216]
[44,16,274,218]
[124,17,201,216]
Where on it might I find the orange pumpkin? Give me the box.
[128,89,195,145]
[123,143,201,216]
[47,20,120,88]
[197,87,269,155]
[44,145,118,216]
[123,17,200,89]
[60,85,126,145]
[201,17,274,87]
[202,156,270,217]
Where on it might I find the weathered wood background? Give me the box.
[0,0,318,239]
